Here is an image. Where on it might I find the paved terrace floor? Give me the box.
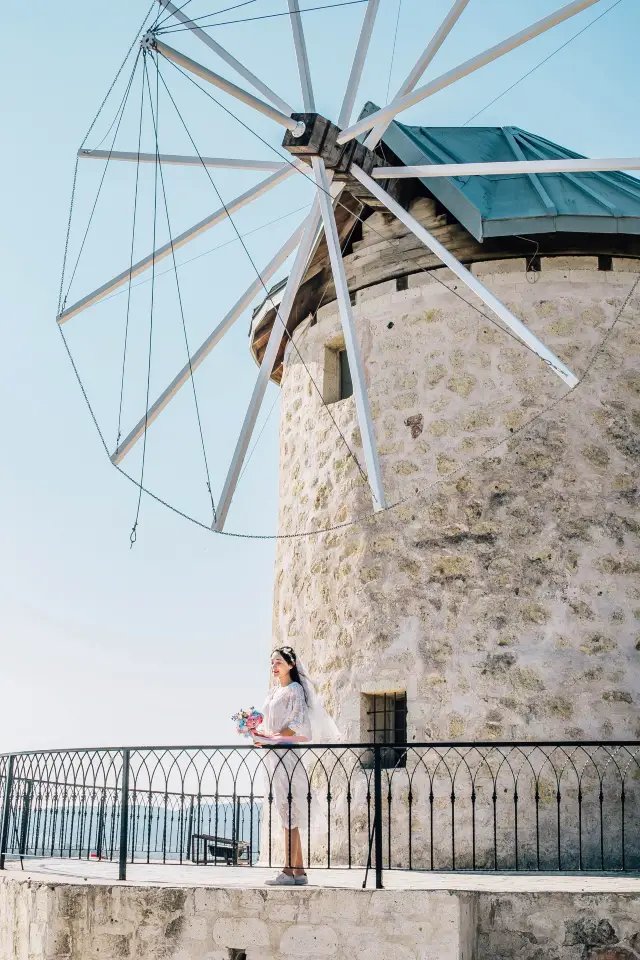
[5,858,640,892]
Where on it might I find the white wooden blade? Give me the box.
[373,158,640,178]
[338,0,381,129]
[214,206,323,531]
[155,40,305,134]
[338,0,603,144]
[312,156,386,511]
[79,149,285,172]
[288,0,315,111]
[365,0,470,148]
[154,0,294,115]
[351,163,578,389]
[58,165,296,324]
[111,220,306,465]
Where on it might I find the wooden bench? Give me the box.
[191,833,250,865]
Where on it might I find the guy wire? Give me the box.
[145,54,217,522]
[58,13,638,541]
[154,55,373,495]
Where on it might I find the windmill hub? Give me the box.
[140,30,157,52]
[282,113,383,182]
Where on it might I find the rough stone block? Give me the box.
[279,923,338,956]
[212,917,270,949]
[612,258,640,272]
[471,259,525,278]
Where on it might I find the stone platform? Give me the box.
[1,859,640,960]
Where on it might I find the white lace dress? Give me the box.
[260,682,312,830]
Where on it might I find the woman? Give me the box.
[254,646,339,886]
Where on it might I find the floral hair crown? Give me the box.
[273,645,297,664]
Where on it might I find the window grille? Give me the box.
[363,692,407,769]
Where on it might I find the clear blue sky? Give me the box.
[1,0,637,752]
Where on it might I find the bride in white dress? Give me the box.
[254,646,339,886]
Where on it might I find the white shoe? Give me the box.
[265,872,296,886]
[294,874,308,886]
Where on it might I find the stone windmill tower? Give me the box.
[251,112,640,749]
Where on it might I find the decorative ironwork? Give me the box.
[365,693,408,769]
[1,742,638,887]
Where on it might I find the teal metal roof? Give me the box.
[370,105,640,242]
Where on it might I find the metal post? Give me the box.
[373,745,383,889]
[235,797,241,865]
[96,792,106,861]
[19,780,33,858]
[186,796,194,862]
[118,749,130,881]
[0,755,15,869]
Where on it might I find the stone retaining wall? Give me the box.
[2,872,640,960]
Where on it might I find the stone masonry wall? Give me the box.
[272,198,640,747]
[3,871,640,960]
[0,873,471,960]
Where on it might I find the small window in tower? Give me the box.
[324,342,353,404]
[338,349,353,400]
[362,692,407,769]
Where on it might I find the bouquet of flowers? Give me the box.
[232,707,264,738]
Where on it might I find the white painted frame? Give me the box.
[67,0,624,529]
[373,158,640,178]
[351,164,578,388]
[338,0,380,129]
[112,220,306,464]
[214,206,323,531]
[78,149,285,171]
[365,0,470,148]
[58,165,297,323]
[155,40,305,135]
[312,157,386,510]
[338,0,603,143]
[154,0,294,114]
[288,0,316,112]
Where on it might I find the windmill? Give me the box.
[57,0,640,536]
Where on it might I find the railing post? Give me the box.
[186,795,194,862]
[118,749,130,881]
[96,792,106,861]
[19,779,33,858]
[373,745,383,890]
[0,755,15,869]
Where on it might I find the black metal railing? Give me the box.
[1,742,638,887]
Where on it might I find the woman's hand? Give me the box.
[252,731,275,747]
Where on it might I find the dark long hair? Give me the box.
[272,646,308,702]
